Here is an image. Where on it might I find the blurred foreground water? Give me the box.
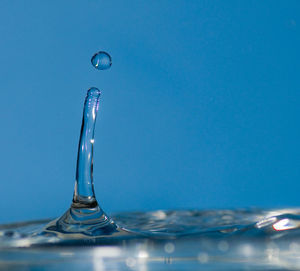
[1,208,300,270]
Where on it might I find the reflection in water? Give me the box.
[2,209,300,269]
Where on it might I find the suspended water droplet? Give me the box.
[91,51,112,70]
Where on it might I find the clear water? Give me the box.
[2,209,300,270]
[42,87,121,239]
[1,88,300,270]
[91,51,112,70]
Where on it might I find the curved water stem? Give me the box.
[42,88,124,238]
[72,87,100,208]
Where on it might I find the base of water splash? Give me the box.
[41,203,131,240]
[2,208,300,270]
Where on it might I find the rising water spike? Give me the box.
[73,87,101,208]
[42,88,125,238]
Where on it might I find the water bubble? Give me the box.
[91,51,112,70]
[240,244,254,257]
[218,241,229,252]
[126,257,136,267]
[197,252,209,263]
[164,242,175,254]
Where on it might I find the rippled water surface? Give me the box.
[1,208,300,270]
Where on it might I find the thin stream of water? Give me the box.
[41,87,127,240]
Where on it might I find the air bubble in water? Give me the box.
[91,51,112,70]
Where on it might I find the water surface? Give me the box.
[1,208,300,270]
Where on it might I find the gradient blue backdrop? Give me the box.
[0,1,300,223]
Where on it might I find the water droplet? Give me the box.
[91,51,112,70]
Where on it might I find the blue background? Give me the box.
[0,1,300,223]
